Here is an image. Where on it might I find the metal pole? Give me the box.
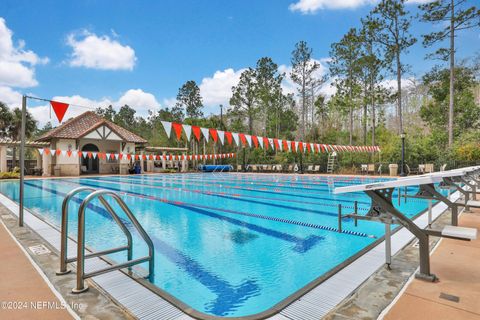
[354,201,358,227]
[385,223,391,269]
[19,95,27,227]
[428,200,432,228]
[338,204,342,232]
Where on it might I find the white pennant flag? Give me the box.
[217,130,225,145]
[61,150,67,157]
[82,151,88,158]
[295,141,299,152]
[92,152,98,159]
[38,148,44,155]
[161,121,172,138]
[232,132,240,146]
[245,134,252,147]
[182,124,192,142]
[286,140,291,151]
[278,140,283,151]
[310,143,314,153]
[114,153,119,160]
[200,127,209,141]
[258,136,264,149]
[268,138,274,149]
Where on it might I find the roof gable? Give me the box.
[36,111,147,143]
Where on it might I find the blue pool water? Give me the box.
[0,174,434,317]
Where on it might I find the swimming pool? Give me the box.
[0,174,434,318]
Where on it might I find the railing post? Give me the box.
[354,201,358,227]
[72,201,88,293]
[338,204,342,232]
[385,222,391,269]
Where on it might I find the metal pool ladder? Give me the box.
[56,187,155,294]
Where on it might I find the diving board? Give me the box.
[334,170,478,282]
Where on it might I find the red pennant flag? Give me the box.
[55,149,61,156]
[192,126,201,141]
[225,132,233,145]
[251,136,259,148]
[87,152,93,159]
[209,128,218,142]
[169,154,173,160]
[283,140,288,151]
[119,153,124,160]
[274,139,280,150]
[172,123,183,141]
[306,143,311,153]
[127,154,132,160]
[50,101,69,123]
[44,148,50,155]
[290,141,296,152]
[66,150,72,157]
[239,133,247,146]
[263,137,269,150]
[77,150,82,157]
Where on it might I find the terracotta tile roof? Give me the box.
[36,111,147,143]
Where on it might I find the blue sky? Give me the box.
[0,0,478,125]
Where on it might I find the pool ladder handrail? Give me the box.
[56,187,154,294]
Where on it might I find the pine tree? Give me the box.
[419,0,480,146]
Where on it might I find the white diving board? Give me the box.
[334,175,444,194]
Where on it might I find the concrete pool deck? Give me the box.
[382,207,480,320]
[0,221,75,320]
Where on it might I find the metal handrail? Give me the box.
[72,190,154,293]
[57,187,133,275]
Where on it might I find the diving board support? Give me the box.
[385,222,392,269]
[365,189,436,281]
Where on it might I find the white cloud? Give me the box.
[27,89,162,126]
[0,86,22,108]
[289,0,432,13]
[66,30,136,70]
[116,89,160,112]
[199,68,246,114]
[0,18,48,88]
[289,0,377,13]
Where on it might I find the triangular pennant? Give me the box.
[273,139,280,150]
[209,128,218,143]
[115,153,119,160]
[61,150,67,157]
[217,130,225,145]
[77,150,82,157]
[67,150,73,157]
[252,135,259,148]
[200,127,210,141]
[44,148,51,155]
[306,143,311,153]
[192,126,201,141]
[245,134,252,147]
[283,140,288,151]
[268,138,274,149]
[161,121,172,138]
[278,140,283,151]
[263,137,269,150]
[127,154,132,160]
[172,123,183,141]
[232,132,239,146]
[239,133,247,146]
[50,100,69,123]
[225,132,233,145]
[55,149,62,156]
[258,136,264,149]
[38,148,44,155]
[182,124,192,142]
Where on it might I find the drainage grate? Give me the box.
[439,292,460,303]
[28,244,51,255]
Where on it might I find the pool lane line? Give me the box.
[123,174,369,192]
[52,179,373,239]
[100,175,370,207]
[83,177,370,215]
[22,181,261,316]
[148,173,392,188]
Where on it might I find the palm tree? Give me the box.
[8,107,37,168]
